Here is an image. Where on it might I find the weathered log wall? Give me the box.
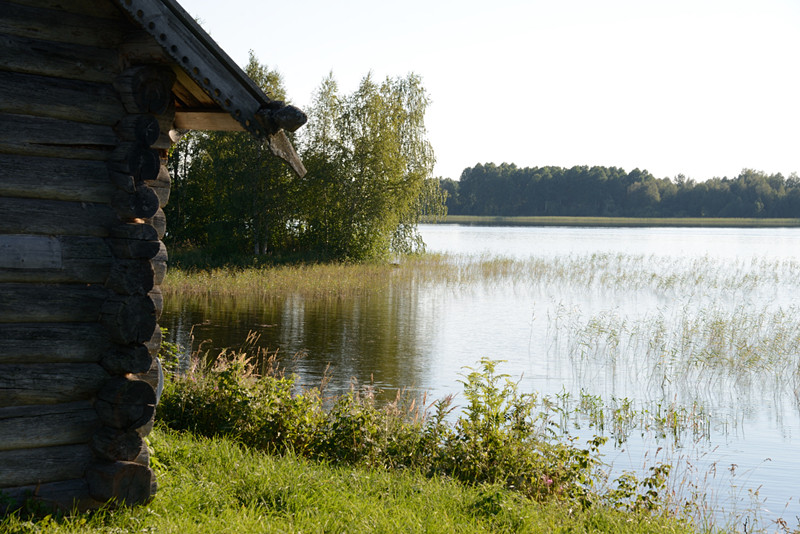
[0,0,173,510]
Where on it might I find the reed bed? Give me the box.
[164,261,397,300]
[163,254,800,396]
[556,304,800,404]
[555,389,713,446]
[164,252,800,299]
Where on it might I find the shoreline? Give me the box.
[435,215,800,227]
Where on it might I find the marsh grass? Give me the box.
[163,253,800,398]
[164,261,400,300]
[163,252,800,299]
[557,389,713,446]
[557,304,800,413]
[162,252,800,443]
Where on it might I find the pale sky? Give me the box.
[180,0,800,182]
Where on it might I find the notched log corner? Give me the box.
[100,294,157,345]
[86,461,156,506]
[90,426,145,462]
[100,343,153,375]
[114,66,176,116]
[94,376,156,431]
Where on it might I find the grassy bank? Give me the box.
[441,215,800,227]
[0,427,699,534]
[2,354,707,533]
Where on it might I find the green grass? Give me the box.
[153,353,739,531]
[0,427,701,534]
[441,215,800,227]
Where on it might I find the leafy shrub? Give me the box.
[433,359,608,505]
[158,351,325,456]
[158,351,672,512]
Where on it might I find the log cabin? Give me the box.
[0,0,306,510]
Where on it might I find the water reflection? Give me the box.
[161,284,438,400]
[160,225,800,526]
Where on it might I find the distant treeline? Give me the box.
[440,163,800,218]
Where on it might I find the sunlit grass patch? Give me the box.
[0,427,702,534]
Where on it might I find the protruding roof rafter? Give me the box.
[113,0,307,177]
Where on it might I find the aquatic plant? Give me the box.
[159,250,800,528]
[163,251,800,303]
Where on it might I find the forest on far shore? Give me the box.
[440,164,800,218]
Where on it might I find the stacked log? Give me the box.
[0,0,296,510]
[0,0,128,512]
[85,63,175,505]
[0,1,173,510]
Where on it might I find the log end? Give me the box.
[86,461,156,506]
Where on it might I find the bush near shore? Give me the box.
[157,350,702,522]
[0,348,723,533]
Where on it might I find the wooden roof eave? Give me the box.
[112,0,307,177]
[113,0,270,135]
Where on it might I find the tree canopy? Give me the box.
[166,52,300,257]
[442,164,800,218]
[166,56,445,262]
[300,72,444,259]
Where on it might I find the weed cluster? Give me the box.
[158,351,677,516]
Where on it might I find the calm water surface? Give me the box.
[162,225,800,527]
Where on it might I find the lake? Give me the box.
[161,224,800,527]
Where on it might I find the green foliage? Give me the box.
[436,359,609,505]
[448,164,800,219]
[157,326,181,374]
[606,465,672,514]
[300,73,444,260]
[158,353,676,514]
[158,351,324,456]
[166,52,300,257]
[166,60,446,263]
